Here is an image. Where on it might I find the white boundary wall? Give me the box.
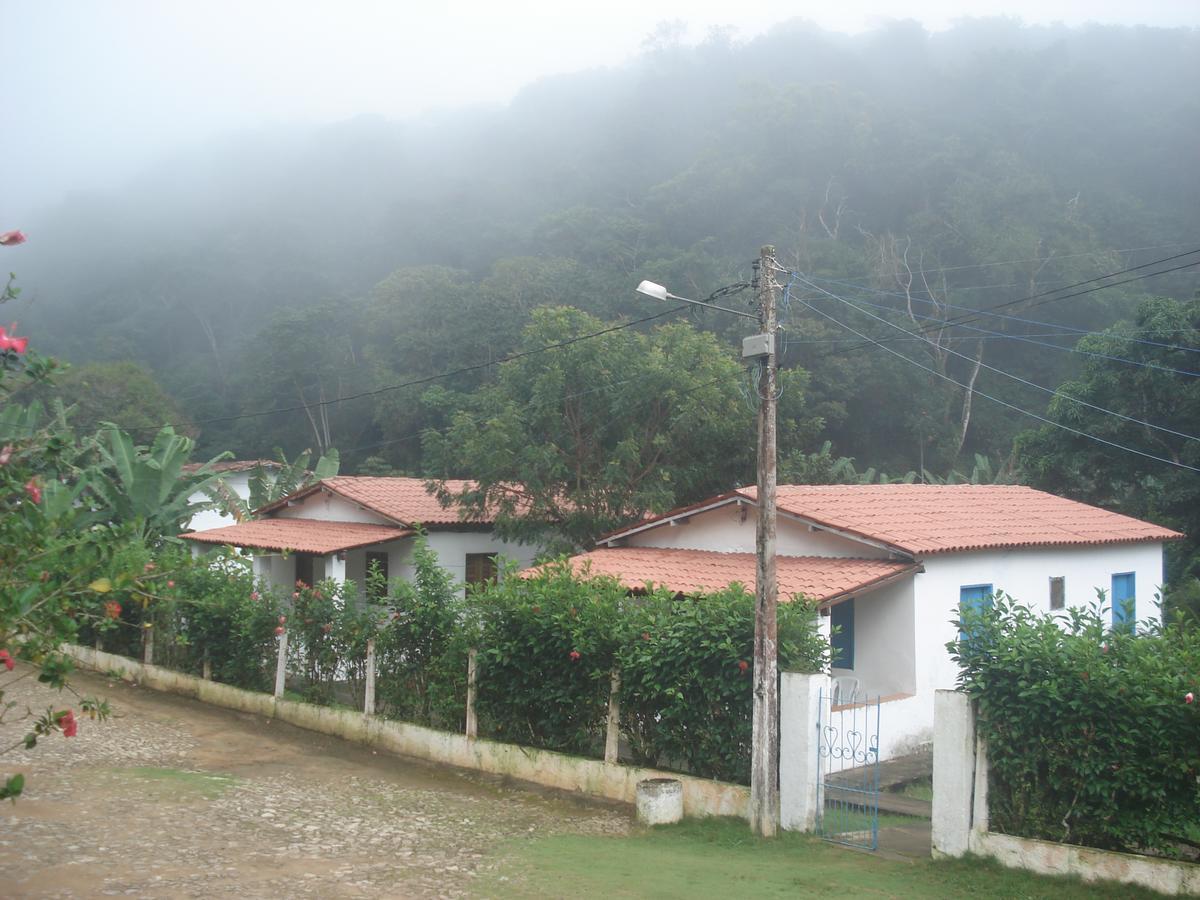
[63,644,747,820]
[932,690,1200,895]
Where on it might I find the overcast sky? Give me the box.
[3,0,1198,222]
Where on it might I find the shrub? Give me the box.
[467,560,626,755]
[952,593,1200,855]
[619,588,828,783]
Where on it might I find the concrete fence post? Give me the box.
[465,648,478,739]
[142,623,154,666]
[364,637,377,716]
[932,689,977,858]
[779,671,827,832]
[604,669,621,764]
[274,631,288,699]
[202,654,212,681]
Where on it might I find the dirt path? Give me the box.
[0,665,630,898]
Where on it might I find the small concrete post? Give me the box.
[465,648,478,739]
[364,637,376,716]
[202,653,212,681]
[274,630,288,699]
[636,778,683,825]
[604,669,621,764]
[142,623,154,666]
[972,734,989,836]
[780,671,827,832]
[932,689,976,858]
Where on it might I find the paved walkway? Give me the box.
[0,666,629,897]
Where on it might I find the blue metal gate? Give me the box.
[815,688,881,850]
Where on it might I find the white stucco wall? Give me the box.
[624,503,892,559]
[913,542,1166,700]
[830,578,916,697]
[185,472,253,532]
[272,490,391,524]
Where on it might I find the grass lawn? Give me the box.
[480,817,1164,899]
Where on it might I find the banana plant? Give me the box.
[208,447,340,523]
[86,424,230,541]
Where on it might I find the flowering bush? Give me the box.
[952,593,1200,854]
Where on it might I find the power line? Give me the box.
[791,293,1200,475]
[791,274,1200,444]
[796,248,1200,361]
[793,285,1200,379]
[806,274,1200,355]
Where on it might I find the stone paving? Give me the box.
[0,665,630,897]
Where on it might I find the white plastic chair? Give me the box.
[831,675,860,706]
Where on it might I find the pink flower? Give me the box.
[57,709,77,738]
[250,591,260,601]
[569,650,581,661]
[24,477,41,504]
[1101,643,1108,654]
[291,592,299,599]
[1187,692,1195,705]
[0,325,29,354]
[144,562,156,572]
[166,580,175,588]
[0,649,14,671]
[274,626,285,636]
[0,230,27,247]
[0,444,12,466]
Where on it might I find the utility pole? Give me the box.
[748,244,780,837]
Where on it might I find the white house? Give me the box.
[182,476,542,599]
[183,460,281,532]
[547,483,1183,759]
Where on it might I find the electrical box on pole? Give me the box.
[741,333,774,359]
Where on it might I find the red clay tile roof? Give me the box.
[736,484,1184,555]
[181,459,282,475]
[181,519,413,554]
[254,477,492,526]
[527,547,919,603]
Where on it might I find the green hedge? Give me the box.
[952,594,1200,855]
[99,541,829,784]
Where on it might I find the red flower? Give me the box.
[1187,692,1195,705]
[166,580,175,588]
[58,709,77,738]
[569,650,581,661]
[0,230,27,246]
[250,591,260,601]
[104,600,122,620]
[0,325,29,354]
[274,626,285,636]
[738,660,749,673]
[0,649,14,671]
[24,477,41,504]
[144,562,156,572]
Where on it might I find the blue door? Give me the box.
[1112,573,1136,630]
[959,584,993,641]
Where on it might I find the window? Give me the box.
[1112,572,1136,631]
[365,552,389,602]
[959,584,993,641]
[465,553,498,588]
[1049,576,1065,611]
[830,598,854,670]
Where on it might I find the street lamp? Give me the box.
[635,247,781,838]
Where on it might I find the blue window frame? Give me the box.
[830,598,854,670]
[959,584,994,641]
[1112,572,1136,630]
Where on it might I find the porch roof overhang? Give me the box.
[181,518,414,555]
[523,547,921,605]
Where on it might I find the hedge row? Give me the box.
[952,594,1200,855]
[82,539,828,784]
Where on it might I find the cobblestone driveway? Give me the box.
[0,666,630,897]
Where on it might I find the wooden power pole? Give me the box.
[749,244,780,837]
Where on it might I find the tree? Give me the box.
[20,361,192,438]
[423,306,758,551]
[1016,295,1200,600]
